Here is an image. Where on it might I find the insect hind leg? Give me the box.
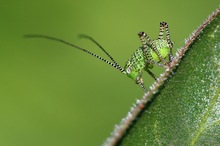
[159,22,174,63]
[146,69,157,80]
[158,22,165,40]
[145,60,167,68]
[138,32,167,66]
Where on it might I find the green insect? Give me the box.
[25,22,173,92]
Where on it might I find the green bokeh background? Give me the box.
[0,1,219,146]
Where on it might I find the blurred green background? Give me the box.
[0,1,219,146]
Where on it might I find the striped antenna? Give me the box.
[24,34,126,73]
[78,34,124,72]
[78,34,117,64]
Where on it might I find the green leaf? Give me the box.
[104,7,220,146]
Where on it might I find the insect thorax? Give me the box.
[124,47,146,81]
[124,39,170,81]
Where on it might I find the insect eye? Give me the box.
[126,67,131,74]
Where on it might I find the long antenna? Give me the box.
[78,34,117,64]
[24,34,126,73]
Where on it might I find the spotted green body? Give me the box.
[125,39,170,81]
[25,22,173,92]
[125,48,145,80]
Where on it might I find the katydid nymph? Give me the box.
[25,22,173,92]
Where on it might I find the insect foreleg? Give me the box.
[135,72,148,92]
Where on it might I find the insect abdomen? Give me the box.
[150,39,170,62]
